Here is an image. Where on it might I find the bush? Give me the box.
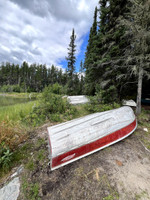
[84,87,120,113]
[24,87,77,126]
[85,98,120,113]
[0,85,23,93]
[44,83,64,95]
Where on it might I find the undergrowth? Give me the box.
[0,142,13,171]
[84,95,120,113]
[0,120,27,150]
[23,87,77,126]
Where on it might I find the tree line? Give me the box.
[0,61,84,94]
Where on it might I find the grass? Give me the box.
[0,100,37,122]
[22,177,41,200]
[135,191,149,200]
[136,107,150,150]
[0,142,34,179]
[0,92,39,98]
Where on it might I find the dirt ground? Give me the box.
[17,113,150,200]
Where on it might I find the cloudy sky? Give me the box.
[0,0,98,71]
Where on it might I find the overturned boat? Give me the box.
[47,106,137,170]
[67,95,89,105]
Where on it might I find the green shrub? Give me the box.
[44,83,64,95]
[85,88,120,113]
[101,86,118,104]
[0,142,13,170]
[85,100,120,113]
[0,85,23,93]
[24,88,77,126]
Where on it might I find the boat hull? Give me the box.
[47,106,137,170]
[50,119,137,170]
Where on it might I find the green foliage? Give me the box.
[85,87,120,113]
[0,100,36,122]
[100,86,118,104]
[0,142,13,170]
[0,85,23,93]
[25,159,35,171]
[44,83,64,95]
[85,101,120,113]
[0,62,71,93]
[103,195,115,200]
[109,46,120,57]
[22,178,41,200]
[24,87,77,126]
[66,28,76,78]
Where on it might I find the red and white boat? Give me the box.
[47,106,137,170]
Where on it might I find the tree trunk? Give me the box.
[136,65,143,115]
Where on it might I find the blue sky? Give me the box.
[0,0,98,69]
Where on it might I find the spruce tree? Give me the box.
[84,7,98,95]
[66,28,76,78]
[66,29,76,94]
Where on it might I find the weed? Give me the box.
[0,142,13,170]
[25,159,35,171]
[103,195,115,200]
[22,178,41,200]
[135,191,149,200]
[36,138,46,148]
[37,149,45,161]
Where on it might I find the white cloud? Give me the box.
[0,0,98,69]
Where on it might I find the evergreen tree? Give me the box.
[66,28,77,94]
[117,0,150,114]
[79,60,84,94]
[66,29,76,78]
[84,7,98,95]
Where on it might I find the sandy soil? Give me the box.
[17,123,150,200]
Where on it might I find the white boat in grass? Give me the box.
[47,106,137,170]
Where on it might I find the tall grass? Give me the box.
[0,101,37,122]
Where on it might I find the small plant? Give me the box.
[103,195,114,200]
[37,149,45,161]
[25,159,35,171]
[0,142,13,170]
[22,178,41,200]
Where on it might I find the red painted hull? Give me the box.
[51,119,137,170]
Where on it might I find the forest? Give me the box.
[0,62,84,95]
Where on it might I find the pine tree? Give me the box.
[84,7,98,95]
[66,28,76,78]
[66,29,76,94]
